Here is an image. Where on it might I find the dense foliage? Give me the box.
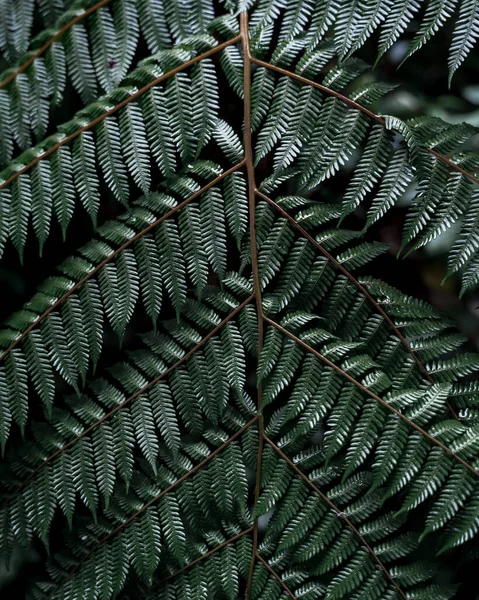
[1,0,479,598]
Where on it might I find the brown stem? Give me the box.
[12,294,254,495]
[156,527,255,586]
[0,35,241,191]
[255,189,433,383]
[255,553,298,600]
[49,416,259,594]
[251,57,384,124]
[241,12,265,599]
[427,148,479,184]
[250,58,479,186]
[255,188,459,421]
[0,0,113,90]
[264,316,479,478]
[263,435,408,600]
[0,160,246,364]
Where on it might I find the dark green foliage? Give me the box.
[1,1,479,599]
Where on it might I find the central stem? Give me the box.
[240,11,265,598]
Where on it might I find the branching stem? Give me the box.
[255,188,459,420]
[0,0,114,90]
[47,417,259,595]
[255,553,298,600]
[263,435,408,600]
[251,58,479,186]
[11,293,254,495]
[0,35,241,191]
[156,527,255,586]
[264,316,479,478]
[0,160,246,364]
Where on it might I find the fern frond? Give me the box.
[2,6,479,599]
[0,0,234,166]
